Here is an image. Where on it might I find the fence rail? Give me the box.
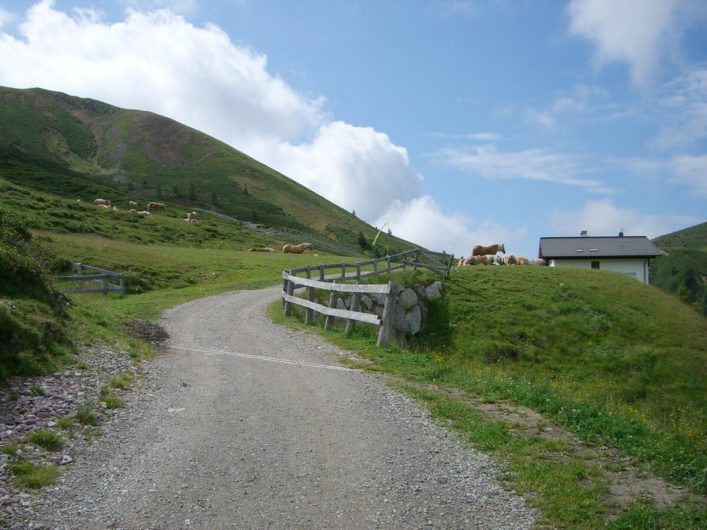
[282,248,453,346]
[53,263,126,295]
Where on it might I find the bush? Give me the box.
[27,429,63,451]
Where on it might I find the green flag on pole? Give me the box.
[372,221,388,247]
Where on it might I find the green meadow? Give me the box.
[277,265,707,528]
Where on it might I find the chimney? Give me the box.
[580,230,588,236]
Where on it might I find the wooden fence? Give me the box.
[53,263,126,295]
[281,249,453,346]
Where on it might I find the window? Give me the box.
[591,261,600,270]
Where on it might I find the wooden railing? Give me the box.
[281,249,453,346]
[53,263,126,295]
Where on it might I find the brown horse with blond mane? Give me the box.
[282,242,313,254]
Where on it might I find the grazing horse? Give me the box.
[248,247,276,252]
[472,243,505,256]
[282,242,313,254]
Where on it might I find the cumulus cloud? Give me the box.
[259,122,422,221]
[441,145,612,192]
[567,0,683,85]
[0,0,422,224]
[0,1,323,145]
[374,196,527,258]
[551,199,699,238]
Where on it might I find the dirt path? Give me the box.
[30,287,536,529]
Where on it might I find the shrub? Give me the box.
[10,462,59,489]
[27,429,63,451]
[75,406,100,426]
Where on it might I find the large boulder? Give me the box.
[398,288,418,310]
[425,281,443,302]
[406,305,422,335]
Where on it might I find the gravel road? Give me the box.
[29,287,536,529]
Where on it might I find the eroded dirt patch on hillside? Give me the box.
[124,319,169,343]
[392,379,703,517]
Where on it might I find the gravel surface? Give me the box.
[22,287,537,529]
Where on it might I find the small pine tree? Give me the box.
[189,182,196,201]
[357,231,369,250]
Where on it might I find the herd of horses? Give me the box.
[90,200,529,265]
[458,243,546,267]
[249,242,314,254]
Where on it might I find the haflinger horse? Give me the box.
[282,242,313,254]
[472,243,505,256]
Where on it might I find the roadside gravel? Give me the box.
[21,287,537,529]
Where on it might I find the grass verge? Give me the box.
[270,265,707,528]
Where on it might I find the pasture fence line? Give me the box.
[282,248,454,347]
[53,263,126,295]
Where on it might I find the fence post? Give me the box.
[304,267,315,324]
[386,256,392,273]
[341,263,346,280]
[356,264,361,281]
[283,277,294,316]
[119,274,125,293]
[377,282,399,347]
[413,250,420,271]
[324,284,338,331]
[75,263,82,275]
[101,275,108,296]
[319,265,325,281]
[346,290,362,336]
[282,271,289,307]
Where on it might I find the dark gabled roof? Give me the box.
[539,236,660,259]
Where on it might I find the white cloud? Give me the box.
[374,196,527,258]
[259,121,422,221]
[551,199,699,238]
[567,0,681,86]
[652,69,707,149]
[467,132,502,141]
[441,144,613,192]
[0,1,422,224]
[670,154,707,197]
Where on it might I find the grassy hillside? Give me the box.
[651,221,707,314]
[0,210,72,379]
[0,86,412,255]
[288,265,707,527]
[653,221,707,249]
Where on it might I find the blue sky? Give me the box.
[1,0,705,257]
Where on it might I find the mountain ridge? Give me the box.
[0,85,412,254]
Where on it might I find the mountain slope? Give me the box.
[0,86,410,255]
[651,221,707,313]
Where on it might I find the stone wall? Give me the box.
[335,280,444,338]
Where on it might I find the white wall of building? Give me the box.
[549,258,651,283]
